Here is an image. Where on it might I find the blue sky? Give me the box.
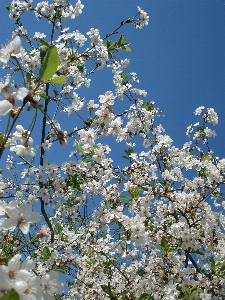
[0,0,225,162]
[0,1,225,295]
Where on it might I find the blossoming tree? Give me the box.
[0,1,225,300]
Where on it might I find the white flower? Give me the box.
[42,140,52,150]
[63,92,85,115]
[205,107,218,125]
[0,36,22,64]
[0,268,13,296]
[98,91,115,105]
[0,254,42,299]
[33,32,47,40]
[194,106,205,115]
[12,125,33,145]
[0,254,30,297]
[57,130,68,146]
[2,203,40,234]
[0,254,30,282]
[87,100,99,113]
[20,276,42,300]
[136,6,149,29]
[10,144,35,157]
[0,87,28,116]
[0,200,18,216]
[37,224,50,239]
[15,87,29,100]
[40,270,64,299]
[0,100,13,116]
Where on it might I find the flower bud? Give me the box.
[57,130,68,146]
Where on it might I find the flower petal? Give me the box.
[26,212,40,223]
[16,87,28,100]
[2,218,17,231]
[0,100,12,115]
[19,222,30,234]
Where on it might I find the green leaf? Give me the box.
[45,75,66,84]
[106,39,111,49]
[185,286,199,297]
[26,71,32,85]
[118,34,124,45]
[121,46,131,51]
[0,169,4,174]
[43,246,51,261]
[39,45,59,80]
[53,264,66,274]
[200,151,210,162]
[39,93,49,99]
[198,169,209,179]
[176,285,186,298]
[136,268,146,276]
[71,174,83,191]
[40,39,50,63]
[193,249,204,256]
[122,155,129,160]
[138,294,152,300]
[159,237,170,253]
[76,145,84,153]
[130,186,140,199]
[101,284,111,296]
[63,201,73,207]
[83,157,92,163]
[55,222,62,234]
[108,41,117,50]
[209,258,220,272]
[119,289,129,297]
[5,5,12,11]
[120,195,132,201]
[0,289,20,300]
[143,101,154,111]
[121,72,128,80]
[26,105,33,111]
[219,262,225,272]
[77,65,84,72]
[124,148,134,156]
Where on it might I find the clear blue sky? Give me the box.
[0,0,225,161]
[0,1,225,295]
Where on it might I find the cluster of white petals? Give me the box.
[0,254,63,300]
[0,36,23,65]
[0,1,223,300]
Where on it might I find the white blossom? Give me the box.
[2,203,40,234]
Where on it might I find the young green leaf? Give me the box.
[39,45,59,80]
[159,237,170,253]
[121,46,132,52]
[75,145,84,153]
[120,195,132,201]
[55,222,62,234]
[45,75,66,84]
[26,71,32,86]
[40,39,50,63]
[5,5,12,11]
[193,249,204,256]
[43,246,51,260]
[138,294,152,300]
[101,284,111,296]
[118,34,125,45]
[130,186,140,199]
[0,289,20,300]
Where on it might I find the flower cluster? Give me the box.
[0,1,224,300]
[0,254,63,300]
